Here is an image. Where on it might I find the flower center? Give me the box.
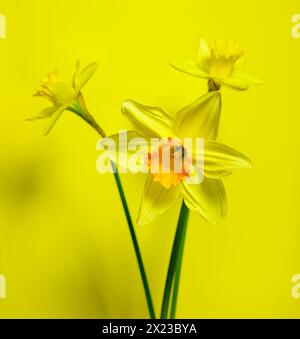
[147,138,191,189]
[209,40,243,80]
[35,70,75,106]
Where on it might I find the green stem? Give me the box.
[170,205,189,318]
[112,164,156,319]
[70,104,156,318]
[160,202,190,319]
[162,81,218,319]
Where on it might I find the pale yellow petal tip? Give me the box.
[208,215,226,225]
[169,62,179,69]
[137,207,157,226]
[212,204,228,224]
[185,202,227,225]
[209,206,228,224]
[234,155,252,170]
[240,73,265,87]
[246,74,265,86]
[86,62,99,73]
[169,62,191,73]
[242,156,252,169]
[169,62,186,73]
[26,116,45,122]
[43,129,51,136]
[74,61,99,93]
[169,62,188,75]
[198,37,210,54]
[136,214,150,226]
[253,79,265,86]
[136,219,146,226]
[121,99,137,115]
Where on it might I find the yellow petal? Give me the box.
[235,72,263,85]
[121,100,175,138]
[222,71,263,91]
[51,82,75,106]
[137,175,180,225]
[180,178,227,223]
[221,76,250,91]
[202,141,252,178]
[26,106,58,121]
[43,106,65,135]
[72,60,80,89]
[196,38,211,71]
[174,91,222,140]
[170,61,210,79]
[74,62,98,93]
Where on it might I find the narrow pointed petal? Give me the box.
[222,71,263,91]
[121,100,175,138]
[174,91,222,140]
[26,106,58,121]
[72,60,80,89]
[196,38,211,70]
[221,76,250,91]
[202,141,252,178]
[137,175,180,225]
[75,62,98,92]
[170,61,209,79]
[181,178,227,223]
[232,59,263,85]
[43,107,65,135]
[232,72,263,85]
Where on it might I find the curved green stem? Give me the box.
[170,207,188,318]
[161,80,217,319]
[70,106,156,318]
[112,164,156,319]
[160,202,190,319]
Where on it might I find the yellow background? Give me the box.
[0,0,299,318]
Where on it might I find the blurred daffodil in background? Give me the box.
[28,62,105,136]
[171,38,261,91]
[101,92,251,226]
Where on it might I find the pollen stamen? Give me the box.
[147,138,190,189]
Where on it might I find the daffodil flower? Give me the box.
[28,61,104,136]
[171,38,261,91]
[29,62,157,318]
[103,91,251,225]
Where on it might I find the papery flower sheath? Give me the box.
[100,91,251,225]
[171,38,261,91]
[28,61,104,136]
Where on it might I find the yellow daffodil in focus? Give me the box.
[28,61,105,136]
[171,38,261,91]
[102,91,251,225]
